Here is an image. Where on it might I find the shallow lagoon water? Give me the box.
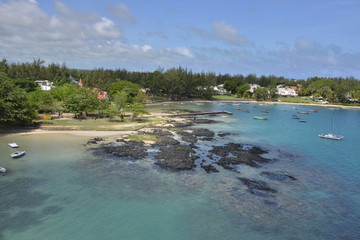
[1,102,360,240]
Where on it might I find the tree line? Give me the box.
[222,74,360,103]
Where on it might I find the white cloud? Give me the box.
[133,44,153,52]
[93,17,121,39]
[212,21,249,46]
[175,47,194,58]
[189,21,251,46]
[107,3,135,23]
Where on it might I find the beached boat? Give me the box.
[319,116,343,140]
[8,143,19,148]
[0,167,6,173]
[253,116,268,120]
[11,151,26,158]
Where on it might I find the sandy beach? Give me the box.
[0,129,136,137]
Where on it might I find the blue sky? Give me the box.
[0,0,359,79]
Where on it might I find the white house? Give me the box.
[212,84,228,95]
[249,84,260,93]
[277,85,298,97]
[35,80,55,91]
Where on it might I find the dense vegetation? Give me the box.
[0,58,359,125]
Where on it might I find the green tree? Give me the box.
[0,80,37,124]
[236,83,250,97]
[29,89,56,113]
[253,87,268,101]
[64,88,100,117]
[109,80,141,98]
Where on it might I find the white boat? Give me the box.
[319,116,343,140]
[8,143,19,148]
[11,151,26,158]
[318,133,343,140]
[0,167,6,173]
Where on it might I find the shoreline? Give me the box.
[1,99,359,137]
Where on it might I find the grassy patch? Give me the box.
[278,97,316,103]
[36,116,163,131]
[212,95,241,101]
[126,134,160,142]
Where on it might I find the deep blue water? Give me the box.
[0,102,359,240]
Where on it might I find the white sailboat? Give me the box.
[319,116,344,140]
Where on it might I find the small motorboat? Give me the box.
[0,167,6,173]
[8,143,19,148]
[11,151,26,158]
[253,116,268,120]
[292,115,300,119]
[299,120,307,123]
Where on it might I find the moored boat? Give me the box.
[292,115,300,119]
[0,167,6,173]
[318,116,343,140]
[8,143,19,148]
[318,133,343,140]
[253,116,268,120]
[11,151,26,158]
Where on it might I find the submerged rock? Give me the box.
[210,143,271,169]
[260,171,297,181]
[218,132,232,137]
[238,177,277,196]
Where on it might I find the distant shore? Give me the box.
[148,99,360,109]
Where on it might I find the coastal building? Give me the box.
[212,84,227,95]
[249,84,260,93]
[92,88,108,100]
[35,80,55,91]
[277,85,299,97]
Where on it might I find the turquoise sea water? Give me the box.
[1,102,359,240]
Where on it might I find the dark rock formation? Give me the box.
[193,118,218,124]
[192,128,215,138]
[176,130,198,144]
[154,145,198,171]
[97,142,147,160]
[87,137,105,144]
[200,164,219,173]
